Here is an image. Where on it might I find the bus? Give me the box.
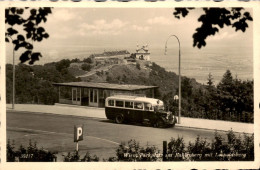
[105,95,177,128]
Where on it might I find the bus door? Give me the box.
[133,102,144,122]
[143,103,154,122]
[124,101,135,121]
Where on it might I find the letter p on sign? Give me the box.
[74,125,83,142]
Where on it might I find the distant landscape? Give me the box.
[6,44,253,85]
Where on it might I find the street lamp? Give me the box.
[173,95,179,116]
[165,35,181,124]
[7,35,15,109]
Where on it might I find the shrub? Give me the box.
[63,150,99,162]
[7,139,57,162]
[136,63,141,70]
[83,57,93,64]
[167,136,186,161]
[81,63,92,71]
[7,139,16,162]
[187,136,211,161]
[81,152,99,162]
[242,133,254,160]
[114,139,160,162]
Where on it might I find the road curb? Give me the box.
[7,109,106,121]
[175,124,251,134]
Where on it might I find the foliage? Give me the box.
[7,139,16,162]
[166,131,253,161]
[7,139,57,162]
[111,139,161,162]
[167,136,186,161]
[207,73,214,87]
[109,131,254,162]
[136,63,141,70]
[173,8,253,48]
[62,150,99,162]
[6,61,80,105]
[6,7,52,64]
[83,57,94,64]
[8,131,254,162]
[81,63,92,71]
[187,136,211,161]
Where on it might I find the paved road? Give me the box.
[7,110,231,161]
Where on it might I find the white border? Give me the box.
[1,1,260,169]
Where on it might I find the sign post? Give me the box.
[74,125,84,151]
[163,141,167,161]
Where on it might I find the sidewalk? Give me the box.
[6,104,254,134]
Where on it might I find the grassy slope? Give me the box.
[77,62,202,98]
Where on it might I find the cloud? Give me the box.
[147,16,173,25]
[52,9,79,21]
[131,25,150,32]
[49,27,73,39]
[79,19,128,35]
[208,31,237,41]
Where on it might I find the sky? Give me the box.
[6,8,253,63]
[5,7,254,83]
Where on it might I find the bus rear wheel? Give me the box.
[115,114,124,124]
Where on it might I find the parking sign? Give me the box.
[74,125,83,142]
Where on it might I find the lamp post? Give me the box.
[7,35,15,109]
[174,95,179,116]
[165,35,181,124]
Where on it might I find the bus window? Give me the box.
[125,101,133,108]
[144,103,152,111]
[108,100,114,106]
[134,102,143,110]
[116,100,124,107]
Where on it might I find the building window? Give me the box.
[73,89,77,101]
[94,90,98,103]
[90,89,98,103]
[90,89,93,102]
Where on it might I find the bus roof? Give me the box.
[106,95,163,105]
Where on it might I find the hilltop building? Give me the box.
[91,50,130,64]
[134,44,150,61]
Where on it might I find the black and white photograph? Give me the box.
[1,1,260,169]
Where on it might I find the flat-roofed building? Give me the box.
[53,82,158,107]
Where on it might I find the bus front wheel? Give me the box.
[115,114,124,124]
[154,119,164,128]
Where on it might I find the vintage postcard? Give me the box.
[0,1,260,169]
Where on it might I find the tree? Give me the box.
[55,59,71,72]
[5,7,52,64]
[71,58,80,63]
[218,69,233,92]
[83,57,94,64]
[173,8,253,48]
[207,73,214,87]
[81,63,92,71]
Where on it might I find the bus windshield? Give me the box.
[154,105,164,111]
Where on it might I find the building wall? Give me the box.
[136,54,150,61]
[58,86,155,108]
